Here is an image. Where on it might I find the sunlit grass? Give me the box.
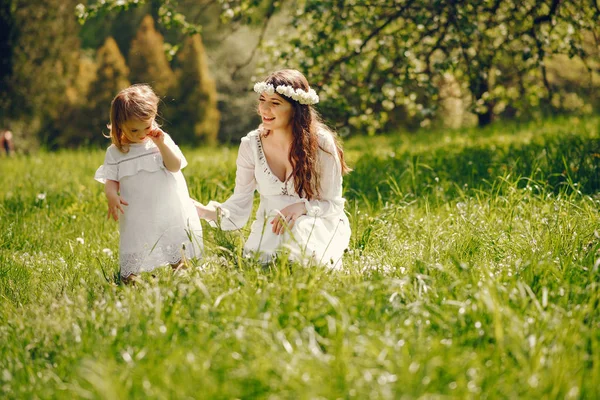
[1,116,599,398]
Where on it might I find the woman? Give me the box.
[195,69,351,267]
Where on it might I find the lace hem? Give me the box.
[119,242,201,277]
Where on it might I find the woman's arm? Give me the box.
[301,132,346,218]
[271,132,346,234]
[195,137,257,230]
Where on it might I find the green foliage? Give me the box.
[128,15,176,97]
[79,0,600,134]
[91,37,131,110]
[1,0,81,142]
[0,1,14,110]
[1,118,600,397]
[66,37,131,147]
[264,0,599,131]
[77,0,201,35]
[171,34,220,145]
[78,3,150,57]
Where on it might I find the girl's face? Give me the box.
[258,93,293,132]
[121,118,154,143]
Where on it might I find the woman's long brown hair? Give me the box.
[259,69,350,200]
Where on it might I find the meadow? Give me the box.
[1,116,600,399]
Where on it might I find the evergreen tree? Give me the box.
[90,37,131,112]
[60,37,130,147]
[1,0,81,145]
[172,33,220,145]
[87,37,131,145]
[128,15,175,97]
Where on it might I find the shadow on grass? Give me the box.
[346,133,600,205]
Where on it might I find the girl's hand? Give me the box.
[193,200,217,221]
[148,126,166,145]
[107,192,129,221]
[271,202,307,235]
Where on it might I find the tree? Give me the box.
[264,0,600,130]
[0,1,14,118]
[61,36,131,147]
[90,37,131,111]
[172,34,220,144]
[128,15,175,97]
[78,0,600,132]
[2,0,80,131]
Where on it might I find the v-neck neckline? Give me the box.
[257,134,292,184]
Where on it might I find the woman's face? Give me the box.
[121,118,154,143]
[258,93,293,132]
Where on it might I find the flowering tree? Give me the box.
[78,0,600,133]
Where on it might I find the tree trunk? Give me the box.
[470,69,494,127]
[477,107,494,126]
[0,1,14,118]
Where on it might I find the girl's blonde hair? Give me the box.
[108,84,159,153]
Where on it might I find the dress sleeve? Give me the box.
[164,133,188,169]
[94,147,119,184]
[208,136,256,230]
[301,132,346,219]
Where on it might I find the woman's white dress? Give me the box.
[209,129,351,268]
[95,134,203,277]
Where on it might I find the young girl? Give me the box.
[95,84,202,282]
[195,69,351,268]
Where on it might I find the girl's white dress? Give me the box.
[208,129,351,268]
[95,134,202,277]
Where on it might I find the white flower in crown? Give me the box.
[253,81,320,105]
[253,82,275,95]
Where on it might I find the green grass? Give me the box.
[1,116,600,399]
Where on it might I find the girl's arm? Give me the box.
[149,127,182,172]
[105,179,128,221]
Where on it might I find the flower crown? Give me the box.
[253,82,320,105]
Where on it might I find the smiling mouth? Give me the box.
[263,116,275,122]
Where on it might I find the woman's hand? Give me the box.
[193,200,218,221]
[271,202,307,235]
[107,192,128,221]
